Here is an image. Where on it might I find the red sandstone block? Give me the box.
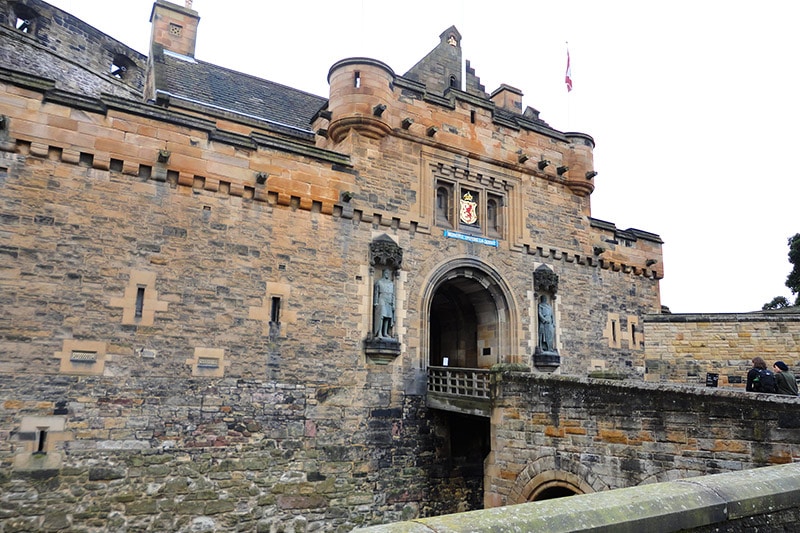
[155,128,192,144]
[92,156,110,171]
[29,142,48,158]
[79,122,125,142]
[597,429,628,444]
[122,161,139,176]
[169,152,208,176]
[203,178,219,192]
[96,138,140,159]
[253,188,270,203]
[177,172,194,187]
[229,183,245,197]
[46,114,79,131]
[134,123,159,138]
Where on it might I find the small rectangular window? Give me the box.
[36,428,47,454]
[197,357,220,369]
[354,71,361,88]
[70,350,97,363]
[135,286,145,318]
[270,296,281,323]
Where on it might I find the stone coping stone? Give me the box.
[354,463,800,532]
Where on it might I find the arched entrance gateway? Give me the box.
[420,258,520,510]
[420,260,585,508]
[422,258,518,371]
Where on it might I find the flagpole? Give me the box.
[565,41,572,130]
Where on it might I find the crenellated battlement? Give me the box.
[0,64,658,279]
[318,30,597,201]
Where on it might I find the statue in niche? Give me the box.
[538,294,556,353]
[373,269,395,338]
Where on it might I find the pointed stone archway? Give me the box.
[420,257,519,370]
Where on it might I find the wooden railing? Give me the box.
[427,366,491,399]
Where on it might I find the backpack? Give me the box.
[754,369,778,393]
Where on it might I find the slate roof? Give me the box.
[153,49,327,134]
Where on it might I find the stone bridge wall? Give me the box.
[486,372,800,507]
[355,462,800,532]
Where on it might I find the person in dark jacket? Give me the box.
[773,361,799,396]
[744,357,767,392]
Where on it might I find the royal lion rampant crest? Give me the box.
[459,191,478,225]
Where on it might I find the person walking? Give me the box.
[773,361,799,396]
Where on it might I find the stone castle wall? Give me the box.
[0,63,662,529]
[486,372,800,507]
[644,313,800,385]
[0,0,146,98]
[0,374,466,531]
[0,66,662,381]
[0,2,683,530]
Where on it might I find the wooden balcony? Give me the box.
[426,366,492,417]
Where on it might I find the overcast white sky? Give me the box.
[47,1,799,313]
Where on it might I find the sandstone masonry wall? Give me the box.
[485,372,800,507]
[0,374,473,531]
[644,313,800,385]
[0,4,678,530]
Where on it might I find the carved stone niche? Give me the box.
[365,235,403,364]
[533,265,560,370]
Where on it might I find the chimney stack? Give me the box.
[150,0,200,58]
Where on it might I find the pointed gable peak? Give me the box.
[403,26,463,96]
[439,26,462,48]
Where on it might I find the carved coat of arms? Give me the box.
[459,191,478,225]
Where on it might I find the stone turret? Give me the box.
[149,0,200,58]
[326,58,395,143]
[564,132,596,198]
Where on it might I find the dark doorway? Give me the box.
[430,286,478,367]
[533,486,578,500]
[431,412,490,511]
[428,275,499,369]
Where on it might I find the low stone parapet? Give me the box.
[354,462,800,532]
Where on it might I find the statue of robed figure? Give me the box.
[538,294,555,353]
[373,269,395,338]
